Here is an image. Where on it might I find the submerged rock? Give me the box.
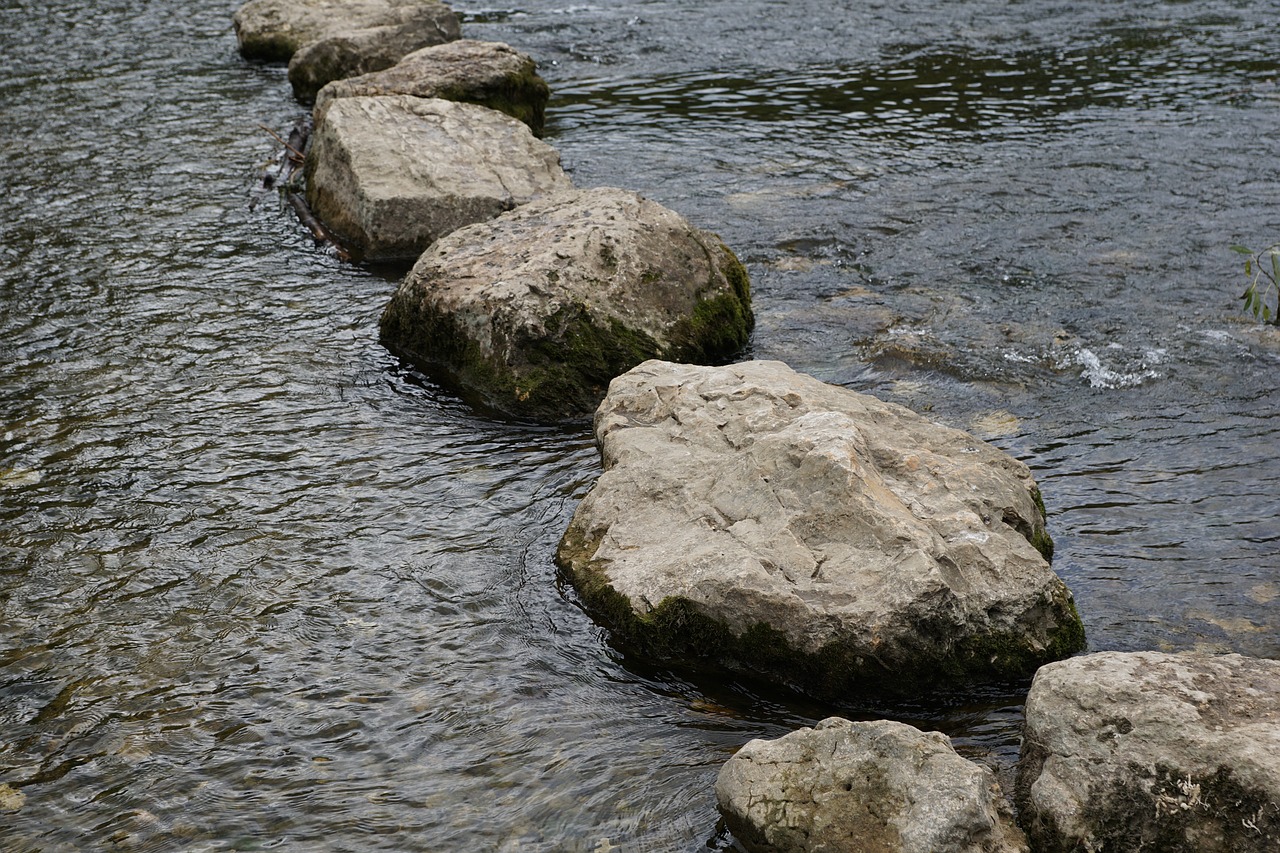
[556,359,1083,699]
[0,782,25,812]
[233,0,459,64]
[304,95,571,262]
[1017,651,1280,853]
[314,39,551,136]
[717,718,1028,853]
[380,188,753,421]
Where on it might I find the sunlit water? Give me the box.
[2,0,1277,849]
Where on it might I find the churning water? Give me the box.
[2,0,1278,849]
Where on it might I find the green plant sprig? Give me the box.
[1231,243,1280,325]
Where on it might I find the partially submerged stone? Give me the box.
[288,11,461,103]
[1017,651,1280,853]
[379,188,753,421]
[556,359,1083,699]
[314,40,551,136]
[233,0,459,64]
[304,96,571,262]
[717,718,1028,853]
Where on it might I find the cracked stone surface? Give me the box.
[716,717,1028,853]
[304,95,571,262]
[556,359,1083,698]
[1017,651,1280,853]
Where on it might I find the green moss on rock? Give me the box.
[667,242,754,363]
[1056,763,1280,853]
[556,523,1085,701]
[1045,594,1086,658]
[1029,486,1055,561]
[434,66,550,136]
[379,290,515,414]
[513,304,664,419]
[381,296,667,421]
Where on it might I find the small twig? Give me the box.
[258,123,305,161]
[287,191,351,261]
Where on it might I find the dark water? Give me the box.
[2,0,1278,849]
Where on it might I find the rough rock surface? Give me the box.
[717,718,1029,853]
[233,0,459,65]
[1017,651,1280,853]
[314,40,550,136]
[304,95,571,262]
[556,359,1083,699]
[287,9,461,103]
[379,188,753,420]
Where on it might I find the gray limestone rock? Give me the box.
[233,0,459,65]
[287,9,461,103]
[304,95,571,262]
[716,717,1029,853]
[314,39,550,136]
[556,359,1083,699]
[379,187,753,421]
[1017,651,1280,853]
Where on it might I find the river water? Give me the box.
[1,0,1277,849]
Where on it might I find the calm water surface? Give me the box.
[2,0,1278,849]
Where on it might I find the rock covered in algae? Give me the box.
[717,718,1029,853]
[379,187,753,421]
[556,359,1083,699]
[1017,651,1280,853]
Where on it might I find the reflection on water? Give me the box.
[2,0,1278,849]
[555,36,1266,144]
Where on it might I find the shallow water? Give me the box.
[1,0,1278,849]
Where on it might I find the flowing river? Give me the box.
[2,0,1278,849]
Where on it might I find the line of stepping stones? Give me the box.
[233,3,1280,851]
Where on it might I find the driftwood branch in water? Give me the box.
[258,123,305,162]
[250,115,351,260]
[287,190,351,261]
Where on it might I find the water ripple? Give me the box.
[2,0,1278,850]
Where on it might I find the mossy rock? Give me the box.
[380,187,754,422]
[558,524,1085,700]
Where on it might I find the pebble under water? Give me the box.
[1,0,1278,850]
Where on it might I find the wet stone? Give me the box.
[233,0,459,64]
[314,39,551,136]
[556,359,1083,700]
[1017,651,1280,853]
[716,717,1029,853]
[379,187,753,421]
[304,95,571,262]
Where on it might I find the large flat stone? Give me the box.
[556,359,1084,699]
[304,95,571,262]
